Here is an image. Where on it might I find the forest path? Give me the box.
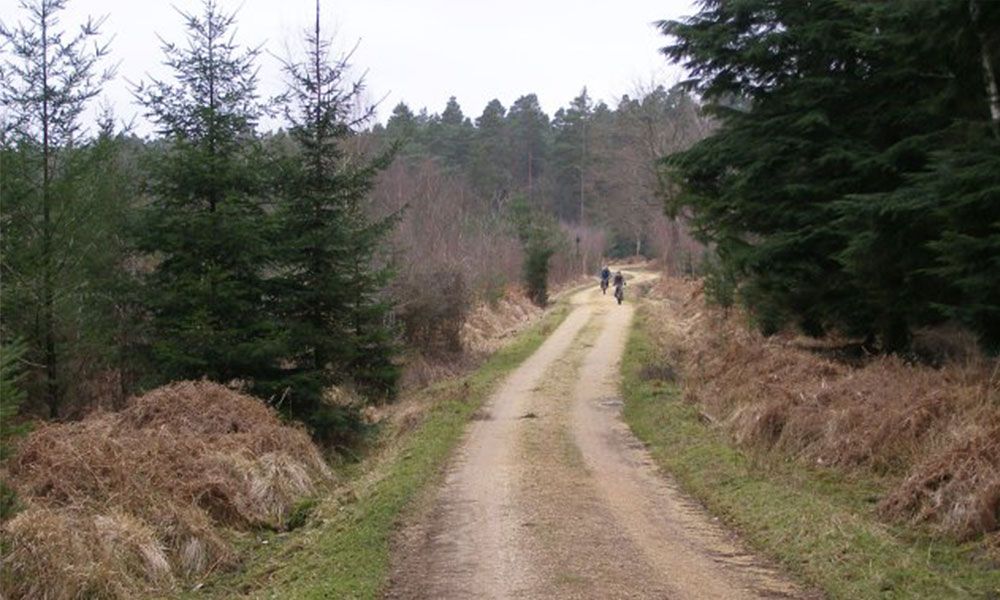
[386,269,808,599]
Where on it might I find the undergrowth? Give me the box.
[622,307,1000,599]
[3,381,333,599]
[650,276,1000,544]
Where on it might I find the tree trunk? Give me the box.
[527,147,533,200]
[971,0,1000,137]
[979,43,1000,137]
[41,2,59,418]
[579,120,586,225]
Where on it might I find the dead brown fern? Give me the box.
[2,380,332,599]
[647,276,1000,540]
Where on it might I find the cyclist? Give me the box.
[612,271,626,304]
[600,265,611,294]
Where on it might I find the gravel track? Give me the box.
[387,271,810,599]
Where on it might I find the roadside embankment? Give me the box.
[185,297,574,598]
[623,277,999,599]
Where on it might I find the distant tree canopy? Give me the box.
[374,85,709,261]
[661,0,1000,352]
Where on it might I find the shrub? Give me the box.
[523,241,556,307]
[395,267,471,355]
[508,195,564,307]
[701,252,737,310]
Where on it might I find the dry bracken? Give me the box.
[647,277,1000,541]
[2,380,332,599]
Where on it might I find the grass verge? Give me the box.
[621,307,1000,600]
[188,302,572,599]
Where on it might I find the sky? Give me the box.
[5,0,698,132]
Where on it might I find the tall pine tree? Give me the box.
[134,0,282,389]
[551,88,593,222]
[273,0,399,441]
[385,102,427,159]
[427,96,474,172]
[1,0,113,416]
[506,94,550,201]
[469,99,512,205]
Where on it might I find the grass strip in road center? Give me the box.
[621,308,1000,600]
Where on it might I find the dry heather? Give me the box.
[646,277,1000,541]
[1,380,331,599]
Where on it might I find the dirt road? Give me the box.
[388,271,809,599]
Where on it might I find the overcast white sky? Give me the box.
[5,0,697,132]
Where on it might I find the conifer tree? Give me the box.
[0,340,30,461]
[429,96,474,171]
[509,195,563,306]
[0,339,30,519]
[506,94,550,200]
[661,0,875,338]
[385,102,425,158]
[659,0,1000,351]
[1,0,113,416]
[551,88,593,222]
[469,99,511,204]
[134,0,281,389]
[834,0,1000,351]
[273,0,399,439]
[909,137,1000,351]
[84,117,149,404]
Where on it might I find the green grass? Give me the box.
[621,308,1000,600]
[189,302,572,600]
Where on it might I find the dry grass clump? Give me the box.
[398,352,470,391]
[3,508,174,599]
[648,277,1000,540]
[881,415,1000,540]
[461,287,541,357]
[2,380,332,599]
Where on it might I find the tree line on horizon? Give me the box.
[351,84,709,327]
[370,85,709,261]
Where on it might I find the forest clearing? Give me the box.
[2,0,998,598]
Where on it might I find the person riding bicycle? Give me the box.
[600,265,611,293]
[612,271,626,304]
